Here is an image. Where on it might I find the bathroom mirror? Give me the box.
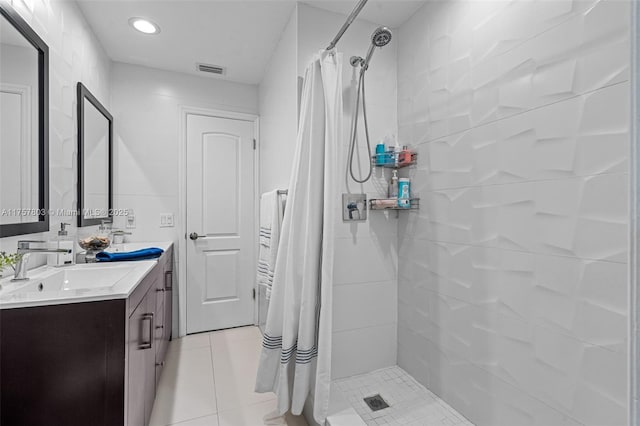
[0,4,49,238]
[77,82,112,227]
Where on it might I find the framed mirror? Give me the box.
[77,82,112,227]
[0,3,49,238]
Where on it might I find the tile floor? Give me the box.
[149,326,309,426]
[333,366,474,426]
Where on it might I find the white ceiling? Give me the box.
[77,0,426,85]
[304,0,426,28]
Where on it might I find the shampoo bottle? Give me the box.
[375,142,385,165]
[398,178,411,209]
[388,169,399,198]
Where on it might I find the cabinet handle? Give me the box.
[156,362,165,367]
[165,271,173,291]
[156,325,164,330]
[156,288,165,293]
[139,313,154,349]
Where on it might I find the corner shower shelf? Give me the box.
[369,198,420,211]
[371,152,417,168]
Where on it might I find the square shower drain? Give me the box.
[363,394,390,411]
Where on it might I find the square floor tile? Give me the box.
[169,332,213,353]
[150,346,217,426]
[170,415,219,425]
[217,400,308,426]
[210,325,262,349]
[333,366,474,426]
[211,336,275,411]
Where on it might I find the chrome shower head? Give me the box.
[363,26,392,70]
[371,26,392,47]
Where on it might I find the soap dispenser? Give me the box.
[48,222,75,266]
[388,169,399,198]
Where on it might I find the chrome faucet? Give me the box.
[13,241,72,281]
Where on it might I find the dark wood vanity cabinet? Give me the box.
[127,247,173,426]
[0,247,173,426]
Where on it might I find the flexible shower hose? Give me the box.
[348,68,373,183]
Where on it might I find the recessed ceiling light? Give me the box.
[128,17,160,35]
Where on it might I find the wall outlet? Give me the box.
[160,213,174,228]
[126,210,136,229]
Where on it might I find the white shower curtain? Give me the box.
[255,49,341,424]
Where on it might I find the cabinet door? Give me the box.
[163,249,173,346]
[163,266,173,344]
[143,291,157,424]
[128,296,153,426]
[1,300,125,426]
[154,281,166,388]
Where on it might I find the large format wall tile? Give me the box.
[411,173,628,262]
[333,280,397,333]
[397,0,631,424]
[398,242,627,336]
[398,309,627,425]
[410,82,629,191]
[398,0,629,144]
[333,236,397,285]
[332,324,397,380]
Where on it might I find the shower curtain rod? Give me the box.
[325,0,369,50]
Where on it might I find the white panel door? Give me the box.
[186,114,256,333]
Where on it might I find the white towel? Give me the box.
[257,190,284,300]
[255,49,340,425]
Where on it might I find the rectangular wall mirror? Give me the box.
[0,4,49,238]
[77,82,112,227]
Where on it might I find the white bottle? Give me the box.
[398,178,411,208]
[393,143,402,165]
[388,170,399,198]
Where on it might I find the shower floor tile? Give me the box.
[333,366,474,426]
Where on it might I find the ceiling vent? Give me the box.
[197,63,225,75]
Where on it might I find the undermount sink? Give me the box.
[0,260,159,309]
[5,264,136,294]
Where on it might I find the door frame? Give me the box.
[631,2,638,424]
[178,106,260,337]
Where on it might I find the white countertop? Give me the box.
[0,241,173,310]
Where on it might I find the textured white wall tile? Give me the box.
[419,341,586,426]
[572,382,627,426]
[410,82,629,192]
[400,0,630,143]
[399,315,626,425]
[415,173,628,261]
[580,345,627,405]
[398,240,628,348]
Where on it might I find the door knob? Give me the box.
[189,232,200,240]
